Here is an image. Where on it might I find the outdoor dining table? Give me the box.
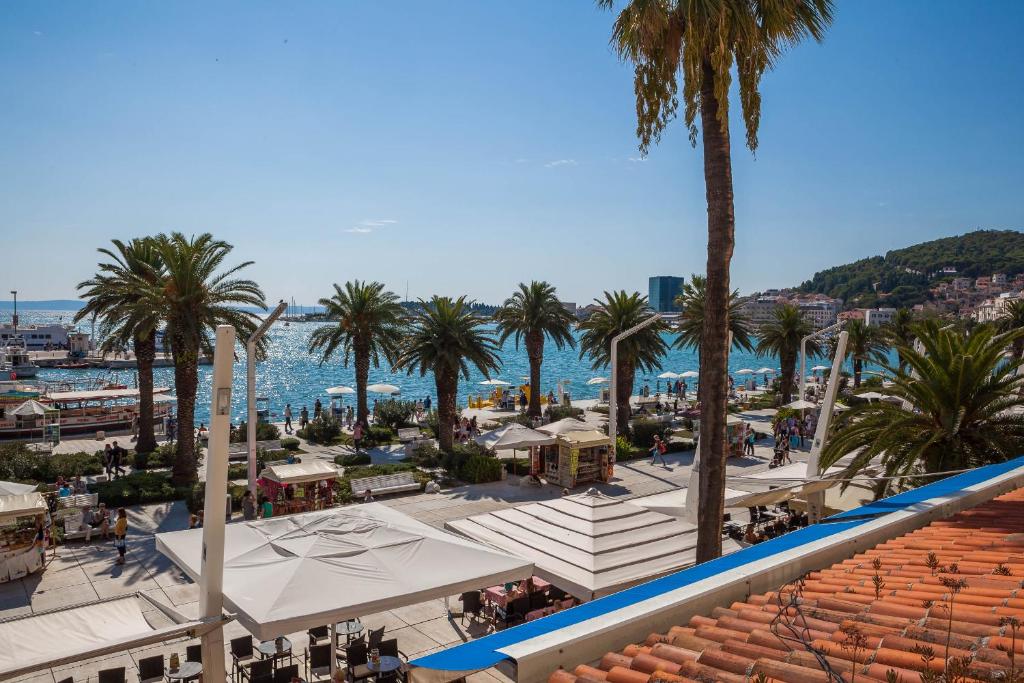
[483,586,508,608]
[367,656,404,674]
[164,661,202,682]
[257,636,293,665]
[335,619,364,644]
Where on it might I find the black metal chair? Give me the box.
[459,591,483,624]
[499,595,529,628]
[231,636,256,682]
[137,655,163,683]
[308,625,329,647]
[186,645,202,663]
[306,643,333,681]
[273,664,298,683]
[98,668,126,683]
[366,626,385,649]
[529,591,547,611]
[344,642,374,683]
[240,654,272,683]
[57,678,73,683]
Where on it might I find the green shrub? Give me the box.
[409,442,442,467]
[133,443,175,470]
[665,438,696,453]
[361,424,396,447]
[335,452,372,467]
[373,399,416,431]
[186,480,247,514]
[281,437,300,451]
[630,418,665,448]
[94,471,185,508]
[589,405,609,415]
[232,420,281,443]
[495,413,532,427]
[615,436,636,460]
[458,454,503,484]
[860,375,884,388]
[298,415,343,444]
[0,444,104,482]
[424,411,440,438]
[544,405,584,422]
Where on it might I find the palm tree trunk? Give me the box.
[435,371,457,453]
[615,358,635,436]
[527,331,544,418]
[696,59,736,565]
[171,339,200,485]
[134,332,157,454]
[355,342,370,429]
[780,350,796,404]
[853,358,862,388]
[1015,338,1024,361]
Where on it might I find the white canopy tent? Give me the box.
[784,399,818,410]
[0,481,36,497]
[536,418,590,436]
[445,489,737,601]
[260,460,339,485]
[10,400,54,417]
[0,593,230,681]
[0,492,47,523]
[475,423,555,453]
[156,504,532,640]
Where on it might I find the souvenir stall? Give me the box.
[257,460,339,516]
[542,430,612,489]
[0,492,48,582]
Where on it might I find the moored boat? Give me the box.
[0,386,173,440]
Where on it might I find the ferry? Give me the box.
[0,340,40,379]
[0,386,173,439]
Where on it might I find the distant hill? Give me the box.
[0,299,84,311]
[797,229,1024,308]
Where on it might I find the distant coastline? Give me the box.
[0,299,84,311]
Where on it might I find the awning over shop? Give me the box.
[260,460,339,485]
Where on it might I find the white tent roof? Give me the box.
[45,387,171,402]
[784,399,817,410]
[0,480,36,496]
[536,418,590,436]
[156,505,532,640]
[11,400,54,417]
[475,423,555,451]
[444,489,733,601]
[0,593,224,681]
[261,460,339,484]
[0,492,47,522]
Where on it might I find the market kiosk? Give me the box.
[542,430,612,489]
[258,460,339,516]
[0,492,48,582]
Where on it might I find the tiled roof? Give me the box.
[549,488,1024,683]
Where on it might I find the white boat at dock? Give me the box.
[0,339,40,379]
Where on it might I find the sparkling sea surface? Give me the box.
[16,310,848,425]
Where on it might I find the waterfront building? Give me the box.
[647,276,685,313]
[795,298,841,330]
[0,322,75,350]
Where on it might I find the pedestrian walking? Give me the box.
[283,404,293,434]
[314,398,322,419]
[242,490,257,521]
[353,422,363,453]
[113,508,128,565]
[345,405,353,428]
[131,414,139,441]
[299,406,309,429]
[424,396,432,412]
[102,444,113,478]
[649,435,668,466]
[110,441,126,479]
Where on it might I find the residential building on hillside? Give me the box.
[838,309,865,322]
[993,272,1009,286]
[738,294,785,328]
[648,276,685,313]
[953,277,972,291]
[864,307,897,327]
[974,291,1020,323]
[795,298,841,330]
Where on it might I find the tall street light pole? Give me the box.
[800,320,845,402]
[247,301,288,494]
[805,329,848,524]
[608,313,663,464]
[9,290,17,335]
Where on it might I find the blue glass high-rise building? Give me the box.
[648,276,685,313]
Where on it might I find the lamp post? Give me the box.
[800,320,845,403]
[608,313,663,463]
[247,301,288,494]
[199,325,235,683]
[9,290,17,335]
[805,329,848,524]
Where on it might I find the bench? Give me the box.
[350,472,421,497]
[227,440,285,462]
[397,428,427,443]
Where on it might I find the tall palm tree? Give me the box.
[997,299,1024,360]
[494,281,577,418]
[578,291,669,436]
[822,323,1024,499]
[755,304,820,404]
[308,281,405,429]
[141,232,266,484]
[842,319,889,388]
[599,0,833,563]
[394,296,501,453]
[74,238,165,455]
[673,273,754,355]
[883,308,916,372]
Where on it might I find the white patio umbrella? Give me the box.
[586,377,609,385]
[857,391,887,401]
[536,417,590,436]
[475,423,555,452]
[755,367,775,374]
[325,386,355,396]
[810,365,829,372]
[657,371,680,380]
[679,370,699,378]
[366,383,400,394]
[479,379,511,386]
[784,399,818,410]
[735,369,754,375]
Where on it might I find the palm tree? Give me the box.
[822,323,1024,499]
[578,291,669,436]
[755,304,820,404]
[673,273,754,355]
[74,238,165,455]
[883,308,916,372]
[599,0,833,563]
[997,300,1024,360]
[142,232,266,484]
[394,296,501,453]
[308,281,405,430]
[494,281,577,418]
[842,319,889,388]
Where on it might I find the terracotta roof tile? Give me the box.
[549,489,1024,683]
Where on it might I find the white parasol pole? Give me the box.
[805,329,848,524]
[200,325,235,682]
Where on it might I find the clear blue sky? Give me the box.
[2,1,1022,307]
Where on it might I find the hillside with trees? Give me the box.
[797,229,1024,308]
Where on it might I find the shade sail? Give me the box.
[536,418,590,436]
[0,492,47,522]
[475,424,555,451]
[0,481,36,496]
[0,592,225,681]
[156,505,533,640]
[445,489,729,600]
[261,460,339,484]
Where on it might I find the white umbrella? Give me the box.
[735,369,754,375]
[810,365,829,372]
[325,386,355,396]
[679,370,699,378]
[586,377,609,385]
[657,371,680,380]
[784,399,818,410]
[755,367,775,374]
[475,423,555,452]
[366,383,400,394]
[857,391,887,401]
[833,402,850,412]
[536,417,590,436]
[479,379,511,386]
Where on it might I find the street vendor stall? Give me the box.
[258,460,339,516]
[542,430,611,489]
[0,492,48,582]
